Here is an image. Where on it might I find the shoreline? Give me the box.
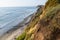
[0,13,34,40]
[7,14,33,34]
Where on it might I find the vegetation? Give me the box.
[45,0,60,9]
[16,0,60,40]
[16,32,26,40]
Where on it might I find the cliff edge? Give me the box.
[16,0,60,40]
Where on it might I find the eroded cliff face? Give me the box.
[16,0,60,40]
[33,0,60,40]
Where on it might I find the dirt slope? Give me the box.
[16,0,60,40]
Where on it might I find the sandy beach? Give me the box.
[0,14,33,40]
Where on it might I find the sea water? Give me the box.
[0,7,37,36]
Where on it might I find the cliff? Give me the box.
[16,0,60,40]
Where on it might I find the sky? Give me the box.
[0,0,47,7]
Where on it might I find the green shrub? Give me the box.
[16,32,26,40]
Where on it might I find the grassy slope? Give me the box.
[16,0,60,40]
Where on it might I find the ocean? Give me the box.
[0,7,37,36]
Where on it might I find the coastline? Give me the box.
[0,13,34,40]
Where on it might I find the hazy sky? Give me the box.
[0,0,47,7]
